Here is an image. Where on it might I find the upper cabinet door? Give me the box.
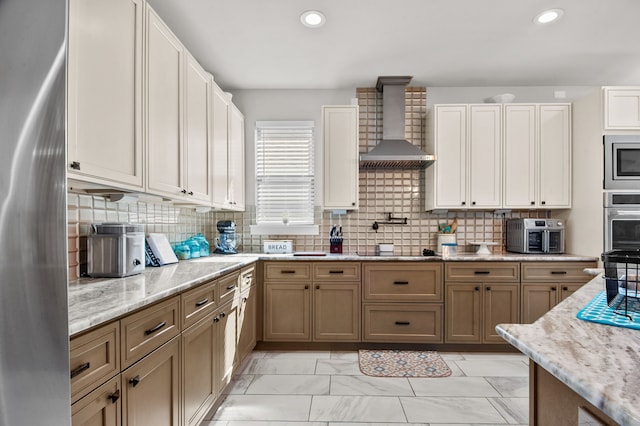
[211,83,230,209]
[503,105,536,208]
[604,87,640,130]
[538,104,571,208]
[468,105,502,208]
[184,54,212,204]
[145,6,185,198]
[434,105,467,209]
[228,104,245,211]
[323,105,359,210]
[67,0,144,190]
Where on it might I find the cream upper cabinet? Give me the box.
[538,104,571,208]
[145,6,185,199]
[503,105,537,208]
[322,105,359,210]
[184,53,212,204]
[67,0,144,190]
[426,104,501,210]
[211,83,230,209]
[604,87,640,130]
[227,103,246,211]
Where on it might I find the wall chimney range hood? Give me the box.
[359,76,435,170]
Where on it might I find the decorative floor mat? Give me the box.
[577,291,640,330]
[358,349,452,378]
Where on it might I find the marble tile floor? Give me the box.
[201,351,529,426]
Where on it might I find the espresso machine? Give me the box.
[214,220,238,254]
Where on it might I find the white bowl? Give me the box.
[492,93,515,103]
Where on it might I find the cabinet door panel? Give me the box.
[503,105,536,208]
[521,284,558,324]
[445,283,481,343]
[539,104,571,208]
[263,284,311,341]
[314,283,360,341]
[182,315,216,426]
[67,0,143,189]
[468,105,502,208]
[146,8,184,197]
[434,105,467,208]
[237,286,257,362]
[323,106,359,209]
[211,83,230,208]
[228,104,245,210]
[483,284,519,343]
[604,88,640,129]
[217,302,238,391]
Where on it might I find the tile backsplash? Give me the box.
[67,86,550,279]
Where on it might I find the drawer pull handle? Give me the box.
[144,321,167,336]
[395,321,411,325]
[329,270,344,274]
[129,376,140,387]
[551,271,567,275]
[70,362,90,379]
[195,298,209,307]
[281,270,296,274]
[474,271,490,275]
[393,281,409,285]
[226,285,235,290]
[108,390,120,404]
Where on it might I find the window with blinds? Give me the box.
[255,121,315,225]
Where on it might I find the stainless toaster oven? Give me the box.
[506,218,565,254]
[88,223,145,278]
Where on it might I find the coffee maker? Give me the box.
[214,220,237,254]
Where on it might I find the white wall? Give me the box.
[229,89,355,205]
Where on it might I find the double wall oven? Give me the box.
[604,191,640,251]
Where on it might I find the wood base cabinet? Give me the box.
[216,301,238,392]
[363,303,442,343]
[72,376,122,426]
[314,282,360,341]
[238,284,257,361]
[122,337,181,426]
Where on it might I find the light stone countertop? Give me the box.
[69,252,597,337]
[496,275,640,426]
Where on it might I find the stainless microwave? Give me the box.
[604,135,640,190]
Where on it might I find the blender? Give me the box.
[214,220,238,254]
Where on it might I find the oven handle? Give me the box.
[614,210,640,215]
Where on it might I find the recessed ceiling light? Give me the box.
[300,10,326,28]
[534,8,564,24]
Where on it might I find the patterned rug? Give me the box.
[577,291,640,330]
[358,350,452,378]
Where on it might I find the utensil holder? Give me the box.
[330,238,343,254]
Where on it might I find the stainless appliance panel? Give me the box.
[604,135,640,190]
[506,218,565,254]
[0,0,70,424]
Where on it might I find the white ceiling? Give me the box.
[147,0,640,90]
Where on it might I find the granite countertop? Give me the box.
[68,254,259,336]
[260,253,598,262]
[496,275,640,425]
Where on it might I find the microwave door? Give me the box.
[547,230,564,253]
[542,230,549,253]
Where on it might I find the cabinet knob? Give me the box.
[486,286,491,291]
[220,312,226,318]
[188,191,194,196]
[352,202,356,206]
[316,285,320,290]
[472,201,476,205]
[551,287,557,291]
[108,390,120,404]
[474,286,480,291]
[129,376,141,387]
[181,189,187,194]
[304,285,309,290]
[461,201,466,206]
[213,316,220,323]
[541,201,546,205]
[531,201,535,205]
[70,161,81,170]
[562,286,569,291]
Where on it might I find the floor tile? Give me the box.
[211,395,311,421]
[443,360,469,377]
[263,350,331,360]
[409,377,501,397]
[239,358,318,375]
[223,374,254,394]
[315,359,363,375]
[246,374,330,395]
[309,396,406,422]
[330,423,426,426]
[486,377,529,397]
[331,375,414,396]
[455,359,528,377]
[330,351,358,360]
[488,397,529,424]
[439,351,465,360]
[226,423,327,426]
[400,396,507,423]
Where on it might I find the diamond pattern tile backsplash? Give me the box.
[67,87,550,279]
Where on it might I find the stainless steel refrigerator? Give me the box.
[0,0,71,424]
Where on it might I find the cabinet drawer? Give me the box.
[363,263,443,301]
[445,262,519,282]
[264,262,311,281]
[521,262,596,282]
[363,303,443,343]
[239,265,255,292]
[181,280,217,330]
[121,296,180,369]
[71,374,121,425]
[218,271,240,305]
[313,262,360,281]
[70,321,120,403]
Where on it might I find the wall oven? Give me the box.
[604,191,640,251]
[604,135,640,190]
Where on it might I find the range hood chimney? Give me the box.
[359,76,435,170]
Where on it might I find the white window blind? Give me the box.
[255,121,315,225]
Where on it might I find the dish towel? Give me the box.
[576,291,640,330]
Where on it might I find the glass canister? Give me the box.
[173,242,191,260]
[186,238,201,258]
[195,233,210,257]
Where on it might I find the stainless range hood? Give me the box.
[359,76,435,169]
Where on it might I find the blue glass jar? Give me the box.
[195,233,210,257]
[187,238,201,258]
[173,242,191,260]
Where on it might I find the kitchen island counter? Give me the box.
[497,275,639,425]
